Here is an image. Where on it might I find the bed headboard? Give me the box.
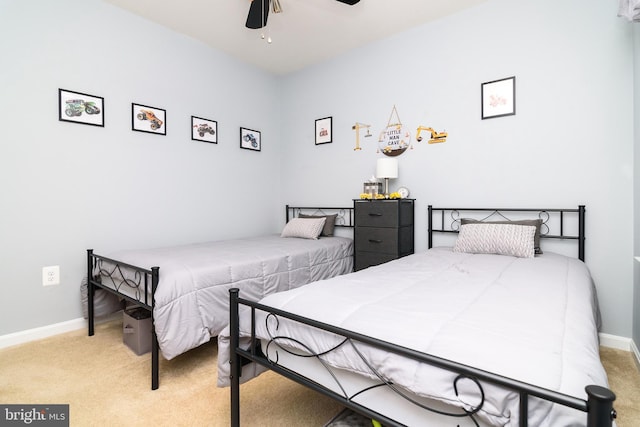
[427,205,586,261]
[286,205,355,228]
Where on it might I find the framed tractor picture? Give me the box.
[132,103,166,135]
[191,116,217,144]
[59,88,104,127]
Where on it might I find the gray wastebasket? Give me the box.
[123,307,152,355]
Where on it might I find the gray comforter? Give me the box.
[218,248,608,426]
[97,235,353,359]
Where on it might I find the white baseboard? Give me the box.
[1,318,636,358]
[0,312,121,350]
[598,333,632,351]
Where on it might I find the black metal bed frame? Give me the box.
[229,205,617,426]
[86,205,354,390]
[427,205,586,261]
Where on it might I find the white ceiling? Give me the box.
[104,0,488,75]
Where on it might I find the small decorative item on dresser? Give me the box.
[397,187,410,198]
[376,158,398,198]
[363,180,382,198]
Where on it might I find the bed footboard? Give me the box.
[86,249,160,390]
[228,288,616,427]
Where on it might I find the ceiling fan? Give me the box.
[246,0,361,29]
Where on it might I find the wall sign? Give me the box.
[378,105,411,157]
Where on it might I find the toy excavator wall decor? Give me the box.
[416,125,447,144]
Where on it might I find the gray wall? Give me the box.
[0,0,283,335]
[0,0,637,343]
[279,0,636,338]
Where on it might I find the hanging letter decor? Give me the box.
[378,105,411,157]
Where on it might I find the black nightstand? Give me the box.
[353,199,415,271]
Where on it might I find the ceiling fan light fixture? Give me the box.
[246,0,270,29]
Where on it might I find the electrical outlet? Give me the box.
[42,266,60,286]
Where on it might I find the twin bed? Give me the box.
[221,205,618,427]
[86,205,354,390]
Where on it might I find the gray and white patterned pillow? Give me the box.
[281,217,326,240]
[461,218,544,254]
[298,213,338,236]
[453,223,536,258]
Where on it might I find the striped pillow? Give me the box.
[453,223,536,258]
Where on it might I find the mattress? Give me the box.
[96,235,353,359]
[218,247,609,426]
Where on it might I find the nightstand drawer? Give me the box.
[355,201,399,227]
[355,227,398,253]
[354,252,397,271]
[353,198,415,271]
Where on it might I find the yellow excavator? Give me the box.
[416,126,447,144]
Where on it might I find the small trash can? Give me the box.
[123,307,152,355]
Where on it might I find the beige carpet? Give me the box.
[1,319,638,426]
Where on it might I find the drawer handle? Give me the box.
[368,239,383,243]
[368,213,383,217]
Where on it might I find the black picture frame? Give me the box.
[481,76,516,120]
[315,116,332,145]
[191,116,217,144]
[240,127,261,151]
[58,88,104,127]
[132,103,166,135]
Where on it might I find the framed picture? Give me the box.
[240,127,261,151]
[191,116,217,143]
[481,76,516,120]
[132,103,166,135]
[315,116,332,145]
[58,88,104,127]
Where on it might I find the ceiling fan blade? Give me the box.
[246,0,270,29]
[336,0,360,4]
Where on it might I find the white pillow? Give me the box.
[453,223,536,258]
[281,217,326,240]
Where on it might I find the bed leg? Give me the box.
[151,330,159,390]
[586,385,616,427]
[151,266,160,390]
[229,288,241,427]
[87,249,95,337]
